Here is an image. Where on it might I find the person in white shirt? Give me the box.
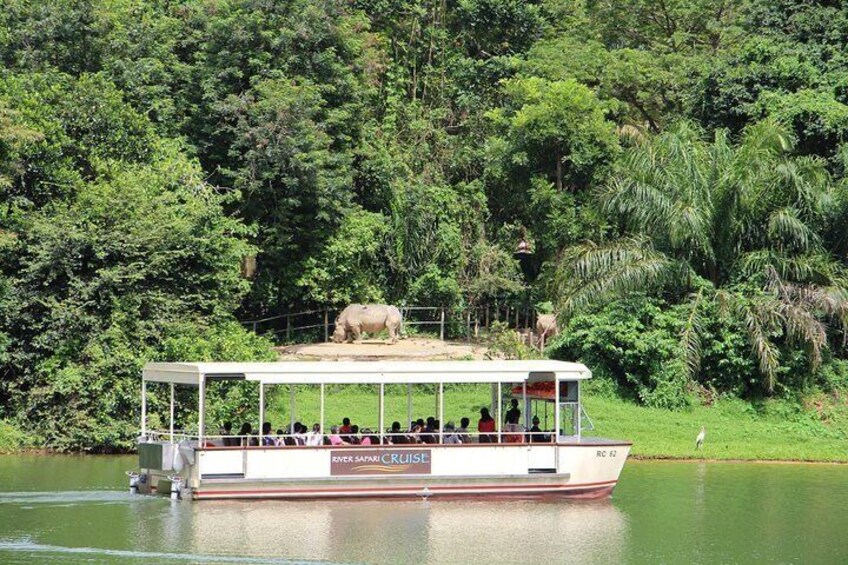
[444,421,462,444]
[293,422,308,445]
[306,423,324,446]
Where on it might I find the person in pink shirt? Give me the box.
[328,425,348,446]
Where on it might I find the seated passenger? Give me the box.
[420,417,436,444]
[349,424,361,445]
[220,421,234,446]
[293,422,307,445]
[457,417,471,443]
[444,421,461,444]
[328,425,349,446]
[409,422,424,444]
[339,417,352,442]
[360,428,373,445]
[238,423,253,447]
[478,408,496,443]
[306,423,323,446]
[389,421,407,444]
[261,422,275,446]
[275,429,286,447]
[530,416,549,443]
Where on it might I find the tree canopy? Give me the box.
[4,0,848,447]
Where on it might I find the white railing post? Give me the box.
[198,375,206,446]
[577,382,582,441]
[379,383,385,445]
[496,382,502,443]
[522,381,528,434]
[141,379,147,438]
[406,383,412,428]
[169,382,175,443]
[259,383,265,444]
[438,382,444,444]
[320,383,325,438]
[289,384,295,433]
[554,379,561,442]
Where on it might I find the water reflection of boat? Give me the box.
[181,499,627,564]
[136,361,631,500]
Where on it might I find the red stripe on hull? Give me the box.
[194,480,617,501]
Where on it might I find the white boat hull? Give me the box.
[140,439,631,501]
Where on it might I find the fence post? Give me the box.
[466,310,471,342]
[505,305,510,328]
[324,309,329,343]
[475,308,480,338]
[252,321,257,333]
[439,308,445,341]
[286,314,291,342]
[485,305,489,329]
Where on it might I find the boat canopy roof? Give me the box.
[142,360,591,386]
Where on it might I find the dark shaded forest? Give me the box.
[3,0,848,449]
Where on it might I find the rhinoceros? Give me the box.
[535,313,558,344]
[332,304,403,344]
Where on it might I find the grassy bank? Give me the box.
[258,385,848,463]
[584,394,848,463]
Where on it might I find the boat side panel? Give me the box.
[560,444,631,485]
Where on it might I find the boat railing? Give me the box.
[140,429,558,447]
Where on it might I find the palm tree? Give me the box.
[552,120,848,391]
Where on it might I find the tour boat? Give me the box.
[133,360,631,500]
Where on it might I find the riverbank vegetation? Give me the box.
[3,1,848,452]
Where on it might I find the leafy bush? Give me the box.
[548,297,692,409]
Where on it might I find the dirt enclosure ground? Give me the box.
[275,337,488,361]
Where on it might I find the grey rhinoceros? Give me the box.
[535,313,558,344]
[332,304,403,344]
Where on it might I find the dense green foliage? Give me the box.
[3,0,848,449]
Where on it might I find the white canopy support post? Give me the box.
[379,383,385,445]
[577,381,582,441]
[497,382,502,443]
[198,376,206,445]
[141,380,147,438]
[169,382,175,443]
[434,389,438,422]
[258,383,265,444]
[438,382,444,444]
[289,384,296,433]
[522,381,528,438]
[406,383,412,427]
[319,383,325,436]
[554,379,561,441]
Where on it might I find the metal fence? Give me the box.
[241,303,539,344]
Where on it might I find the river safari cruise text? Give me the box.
[134,360,631,500]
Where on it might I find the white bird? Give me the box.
[695,426,706,450]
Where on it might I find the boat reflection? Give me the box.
[175,498,627,564]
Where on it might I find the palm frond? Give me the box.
[553,238,683,315]
[740,300,781,391]
[680,289,706,381]
[777,300,827,369]
[767,207,818,251]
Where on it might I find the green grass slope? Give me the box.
[585,394,848,462]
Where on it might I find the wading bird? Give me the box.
[695,426,706,450]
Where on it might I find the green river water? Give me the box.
[0,455,846,564]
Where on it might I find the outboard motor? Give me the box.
[126,471,140,494]
[168,475,183,500]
